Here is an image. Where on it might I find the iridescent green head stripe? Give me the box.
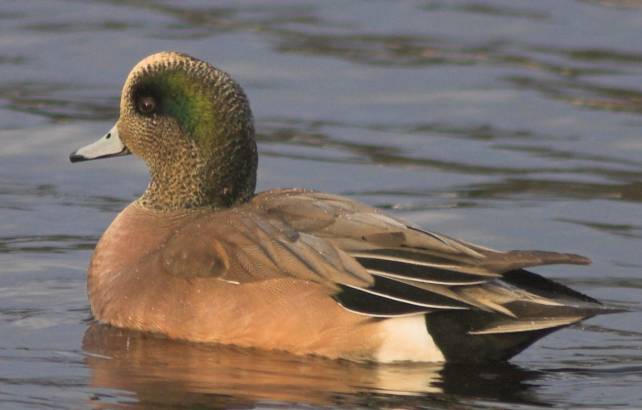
[137,70,217,145]
[118,51,258,210]
[125,52,253,149]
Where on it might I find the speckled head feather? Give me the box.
[117,51,257,210]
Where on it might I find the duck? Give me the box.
[70,51,616,363]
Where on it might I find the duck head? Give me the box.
[70,51,257,210]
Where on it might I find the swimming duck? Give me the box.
[70,51,613,362]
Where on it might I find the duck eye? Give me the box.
[137,95,157,115]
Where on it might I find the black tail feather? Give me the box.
[425,310,563,362]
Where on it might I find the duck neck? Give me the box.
[138,139,257,211]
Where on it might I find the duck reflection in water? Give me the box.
[82,323,545,409]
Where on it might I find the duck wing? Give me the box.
[160,188,607,331]
[252,189,608,326]
[157,203,373,290]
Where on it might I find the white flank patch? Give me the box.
[376,315,445,363]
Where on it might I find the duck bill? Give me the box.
[69,124,131,163]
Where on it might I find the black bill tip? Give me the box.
[69,151,87,163]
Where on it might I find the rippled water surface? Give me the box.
[1,1,641,409]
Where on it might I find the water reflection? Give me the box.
[0,83,118,122]
[451,179,642,204]
[0,0,640,408]
[259,119,642,200]
[0,234,97,253]
[83,323,544,409]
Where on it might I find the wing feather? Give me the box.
[355,256,490,285]
[251,189,599,320]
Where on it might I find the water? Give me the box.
[1,0,641,408]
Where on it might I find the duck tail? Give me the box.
[424,269,624,362]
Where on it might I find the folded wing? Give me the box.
[253,189,608,336]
